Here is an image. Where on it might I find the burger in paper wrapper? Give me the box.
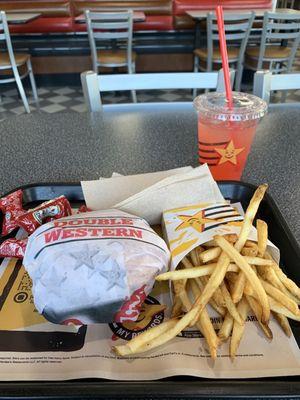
[23,210,170,325]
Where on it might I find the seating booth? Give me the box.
[0,0,274,77]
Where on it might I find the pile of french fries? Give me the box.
[114,184,300,360]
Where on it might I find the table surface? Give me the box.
[75,11,146,23]
[186,7,300,18]
[0,102,299,245]
[5,13,41,24]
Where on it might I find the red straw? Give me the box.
[216,5,233,108]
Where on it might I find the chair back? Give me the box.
[81,69,235,112]
[277,0,295,8]
[206,12,255,71]
[85,10,133,72]
[0,11,18,71]
[257,12,300,70]
[254,70,300,103]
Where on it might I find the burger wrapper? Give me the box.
[23,209,170,325]
[163,201,280,271]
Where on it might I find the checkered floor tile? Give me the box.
[1,58,300,120]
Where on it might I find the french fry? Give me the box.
[114,318,179,356]
[245,240,258,248]
[220,282,244,325]
[181,257,195,270]
[230,184,268,304]
[190,251,231,326]
[257,219,268,257]
[204,234,238,248]
[189,281,219,359]
[232,273,247,304]
[241,247,258,257]
[243,279,255,296]
[195,276,226,316]
[218,312,234,342]
[215,235,270,324]
[259,266,300,305]
[244,257,273,266]
[156,264,238,281]
[230,297,249,360]
[173,279,187,296]
[157,256,274,282]
[171,295,182,317]
[247,292,300,321]
[190,248,201,266]
[272,311,292,337]
[268,266,300,301]
[259,278,300,316]
[195,246,205,258]
[200,275,226,308]
[246,295,273,340]
[200,247,221,264]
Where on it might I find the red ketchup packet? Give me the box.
[0,238,27,259]
[0,190,25,236]
[77,205,92,214]
[15,196,72,235]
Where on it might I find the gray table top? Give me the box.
[0,102,299,244]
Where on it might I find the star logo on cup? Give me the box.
[176,210,220,233]
[215,140,244,165]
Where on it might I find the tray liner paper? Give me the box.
[0,263,299,380]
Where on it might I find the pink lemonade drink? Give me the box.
[194,92,267,181]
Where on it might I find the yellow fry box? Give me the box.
[162,202,279,270]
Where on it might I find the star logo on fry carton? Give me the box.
[215,140,244,165]
[176,210,220,233]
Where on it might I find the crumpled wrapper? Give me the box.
[23,209,170,325]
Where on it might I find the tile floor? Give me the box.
[1,70,300,120]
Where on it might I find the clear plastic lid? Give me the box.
[193,91,268,122]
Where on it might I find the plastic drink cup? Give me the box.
[193,92,267,181]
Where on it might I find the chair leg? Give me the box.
[13,66,30,114]
[27,58,39,106]
[235,64,243,92]
[193,56,199,98]
[129,62,137,104]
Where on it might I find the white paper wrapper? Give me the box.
[23,210,170,325]
[82,166,193,210]
[113,165,224,225]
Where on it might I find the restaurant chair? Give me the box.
[253,70,300,103]
[245,12,300,81]
[277,0,295,8]
[85,10,137,103]
[193,12,255,93]
[0,11,38,114]
[81,69,235,112]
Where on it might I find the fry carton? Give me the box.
[163,201,280,270]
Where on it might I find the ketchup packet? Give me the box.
[23,210,170,325]
[16,196,72,234]
[0,238,27,259]
[0,190,25,236]
[77,205,92,214]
